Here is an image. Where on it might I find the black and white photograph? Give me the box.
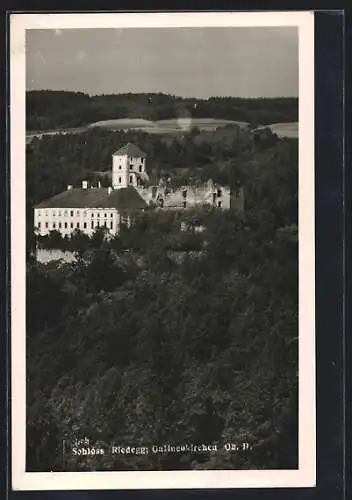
[10,12,315,490]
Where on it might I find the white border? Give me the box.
[10,11,315,491]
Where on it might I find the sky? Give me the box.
[26,27,298,98]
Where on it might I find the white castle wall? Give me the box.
[34,207,120,237]
[36,248,76,264]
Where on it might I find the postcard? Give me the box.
[10,10,315,490]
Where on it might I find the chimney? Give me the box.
[67,185,73,190]
[108,187,112,195]
[82,180,88,189]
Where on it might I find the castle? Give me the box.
[34,142,244,238]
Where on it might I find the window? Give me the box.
[110,221,113,229]
[52,223,56,229]
[182,190,187,199]
[183,201,187,208]
[217,189,222,197]
[53,211,56,217]
[141,158,144,163]
[139,165,142,172]
[45,222,48,228]
[83,222,87,229]
[91,212,94,218]
[129,176,133,183]
[119,177,121,183]
[91,221,94,229]
[70,223,73,228]
[38,222,41,228]
[130,164,133,170]
[104,213,107,218]
[38,211,41,217]
[104,221,107,228]
[110,212,113,217]
[119,165,122,170]
[76,210,80,216]
[218,201,222,208]
[83,211,87,217]
[64,210,68,216]
[58,222,62,229]
[97,221,100,227]
[64,222,68,228]
[77,222,80,229]
[70,210,74,217]
[97,213,100,218]
[58,210,61,216]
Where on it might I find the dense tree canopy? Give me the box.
[26,111,298,472]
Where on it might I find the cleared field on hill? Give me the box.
[26,120,298,143]
[266,122,298,138]
[87,117,249,133]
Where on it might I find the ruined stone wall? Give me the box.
[137,181,234,210]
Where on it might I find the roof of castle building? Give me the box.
[113,142,147,158]
[34,186,147,211]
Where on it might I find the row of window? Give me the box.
[181,201,222,208]
[117,164,143,172]
[118,157,144,164]
[156,200,222,209]
[38,221,114,230]
[181,189,222,200]
[115,175,135,184]
[37,210,115,218]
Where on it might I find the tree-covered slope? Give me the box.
[26,124,298,471]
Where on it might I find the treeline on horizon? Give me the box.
[26,90,298,132]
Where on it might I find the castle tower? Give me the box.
[112,142,148,190]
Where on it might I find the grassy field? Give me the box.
[87,117,249,134]
[266,122,298,138]
[26,119,299,143]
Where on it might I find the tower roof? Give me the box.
[113,142,147,158]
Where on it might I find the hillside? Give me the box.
[26,109,298,472]
[26,90,298,132]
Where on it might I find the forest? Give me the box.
[26,90,298,131]
[26,119,299,471]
